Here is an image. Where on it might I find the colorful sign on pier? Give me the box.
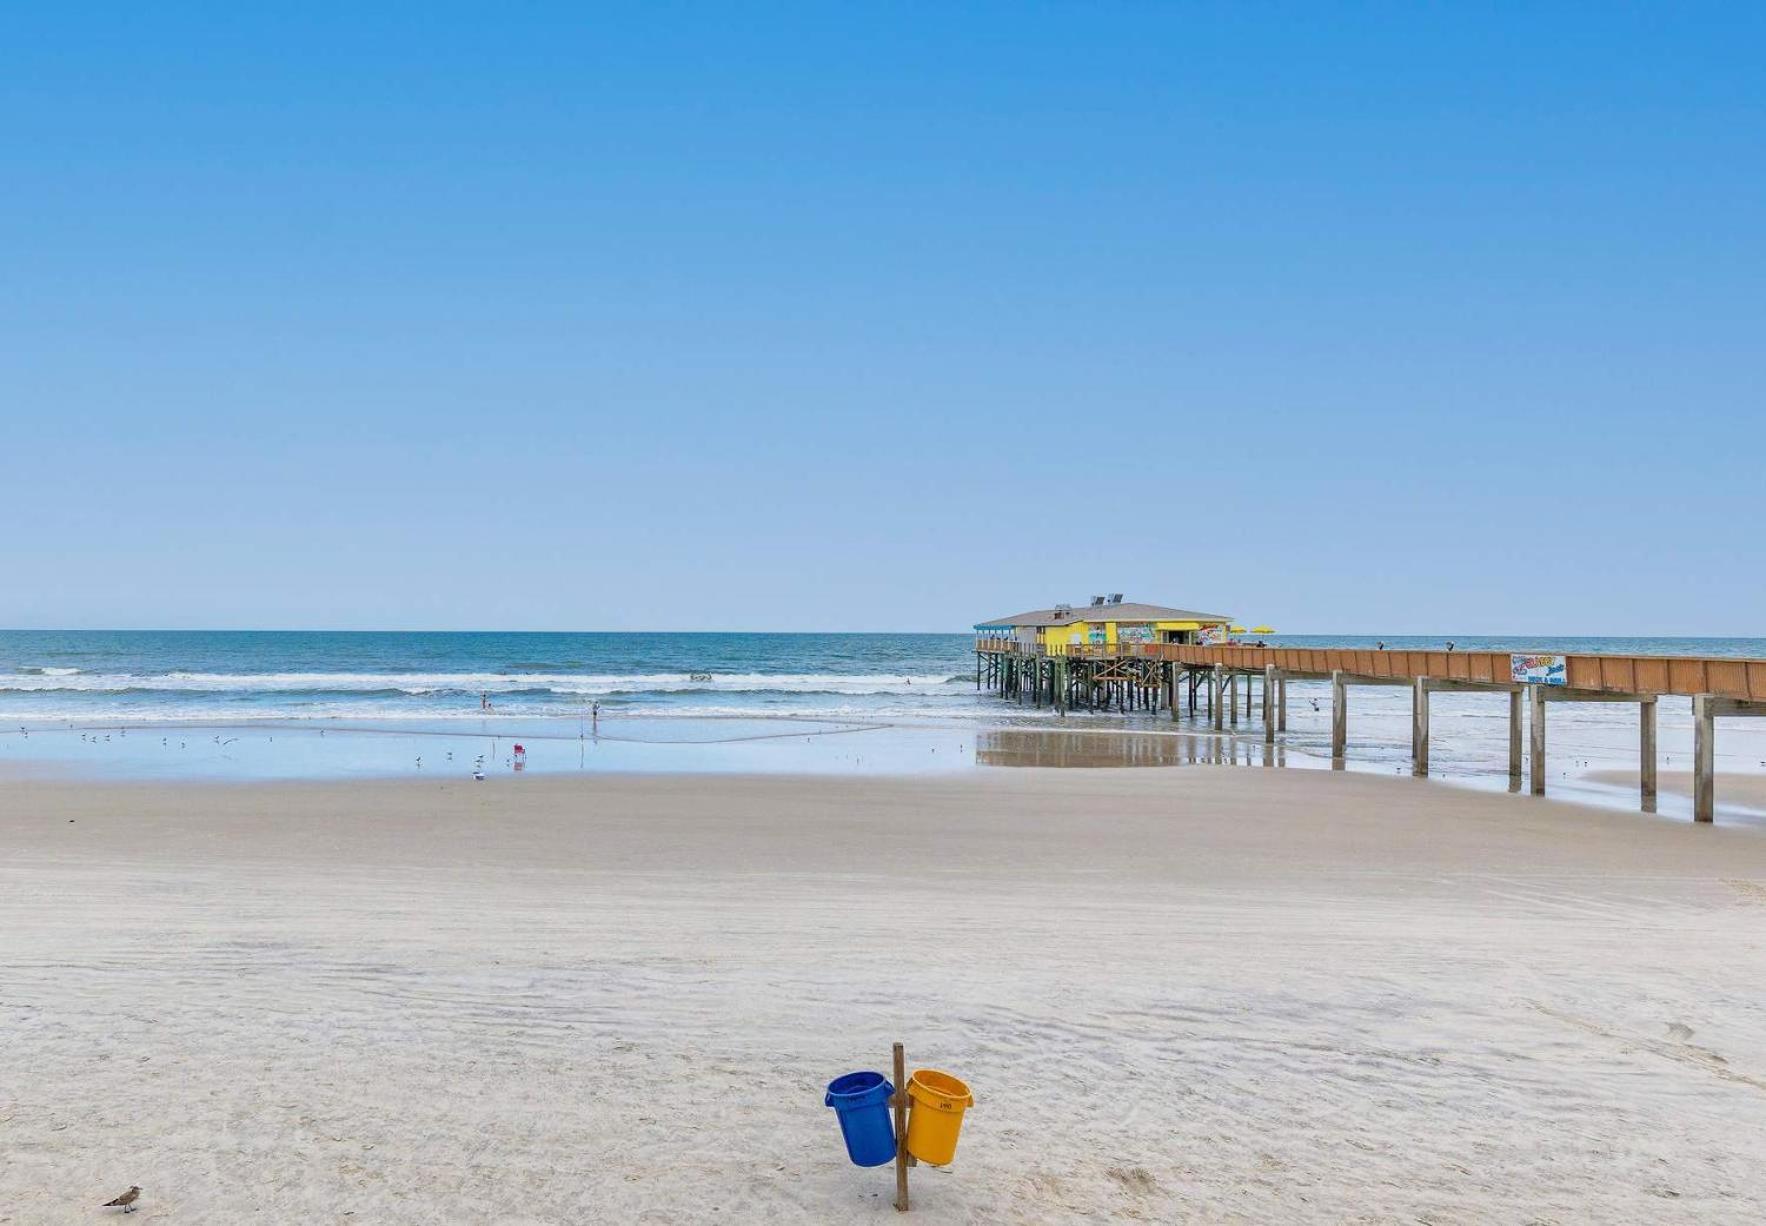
[1510,653,1568,686]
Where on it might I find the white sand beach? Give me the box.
[5,769,1766,1223]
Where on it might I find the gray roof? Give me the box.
[976,601,1234,628]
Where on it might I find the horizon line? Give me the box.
[2,627,1762,639]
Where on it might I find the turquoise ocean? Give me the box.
[4,630,1763,727]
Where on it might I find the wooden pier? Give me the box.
[974,639,1766,823]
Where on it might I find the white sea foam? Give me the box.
[0,670,964,695]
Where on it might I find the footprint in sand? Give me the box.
[1107,1167,1159,1194]
[1665,1022,1694,1041]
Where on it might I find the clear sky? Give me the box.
[3,3,1761,634]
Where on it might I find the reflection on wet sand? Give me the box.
[977,728,1289,769]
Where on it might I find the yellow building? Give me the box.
[975,596,1234,650]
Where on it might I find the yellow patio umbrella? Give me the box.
[1229,625,1247,633]
[1251,625,1275,635]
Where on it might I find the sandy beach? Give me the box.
[4,769,1766,1223]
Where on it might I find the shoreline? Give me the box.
[1587,767,1766,813]
[6,713,1766,828]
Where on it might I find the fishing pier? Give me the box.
[974,600,1766,823]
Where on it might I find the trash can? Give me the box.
[904,1068,973,1165]
[824,1071,897,1167]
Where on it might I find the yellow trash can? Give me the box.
[904,1068,974,1165]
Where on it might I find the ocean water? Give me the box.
[5,630,1763,727]
[3,631,1763,819]
[0,630,978,724]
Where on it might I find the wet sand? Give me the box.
[4,769,1766,1222]
[1586,768,1766,814]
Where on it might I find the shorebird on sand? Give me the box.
[102,1185,142,1213]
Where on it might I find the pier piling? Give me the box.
[1693,694,1715,823]
[1263,664,1278,744]
[1508,690,1523,789]
[1412,677,1430,777]
[1330,670,1347,762]
[1640,698,1657,812]
[1529,685,1547,796]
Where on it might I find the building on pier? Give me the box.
[974,595,1233,650]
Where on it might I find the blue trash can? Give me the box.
[824,1071,896,1167]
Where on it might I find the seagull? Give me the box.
[102,1185,141,1213]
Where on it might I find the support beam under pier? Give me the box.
[1412,677,1430,777]
[1509,690,1523,790]
[1263,664,1278,745]
[1640,696,1656,812]
[1330,670,1346,762]
[1530,685,1547,796]
[1687,693,1763,823]
[1694,693,1714,823]
[1526,685,1654,801]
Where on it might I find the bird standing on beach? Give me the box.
[102,1185,141,1213]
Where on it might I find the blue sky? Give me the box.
[3,3,1761,633]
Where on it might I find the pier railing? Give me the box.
[972,638,1766,701]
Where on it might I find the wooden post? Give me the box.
[1411,677,1429,777]
[1507,690,1523,789]
[1277,676,1287,732]
[1212,666,1225,730]
[1640,697,1657,812]
[1529,685,1547,796]
[892,1042,909,1211]
[1263,664,1277,744]
[1330,670,1346,761]
[1228,674,1239,726]
[1693,693,1714,823]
